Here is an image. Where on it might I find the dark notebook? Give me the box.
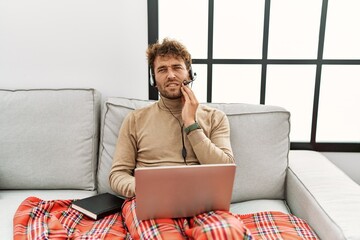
[71,193,126,220]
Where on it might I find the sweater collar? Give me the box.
[158,96,183,114]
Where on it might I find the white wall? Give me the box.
[0,0,148,100]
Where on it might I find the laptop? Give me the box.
[134,163,236,221]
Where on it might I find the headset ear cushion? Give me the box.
[149,68,156,87]
[189,66,196,80]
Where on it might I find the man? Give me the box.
[109,38,251,239]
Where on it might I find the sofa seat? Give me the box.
[230,199,291,215]
[0,190,96,240]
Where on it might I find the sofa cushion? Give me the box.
[0,89,100,190]
[206,103,290,202]
[98,98,290,202]
[97,98,153,194]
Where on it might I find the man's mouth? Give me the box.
[166,82,180,88]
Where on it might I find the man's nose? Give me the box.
[167,69,176,79]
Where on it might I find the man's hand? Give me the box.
[181,83,199,127]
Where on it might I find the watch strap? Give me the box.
[184,122,201,134]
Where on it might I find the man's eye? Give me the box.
[158,69,166,73]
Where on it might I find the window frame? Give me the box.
[147,0,360,152]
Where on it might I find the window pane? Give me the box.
[190,64,207,103]
[323,0,360,59]
[317,65,360,142]
[213,0,265,59]
[268,0,322,59]
[266,65,316,142]
[158,0,208,59]
[212,65,262,104]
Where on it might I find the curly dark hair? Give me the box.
[146,38,192,73]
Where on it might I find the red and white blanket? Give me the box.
[13,196,318,240]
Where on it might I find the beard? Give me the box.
[157,85,183,99]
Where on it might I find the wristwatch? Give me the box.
[184,122,201,135]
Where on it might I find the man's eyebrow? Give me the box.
[156,64,184,70]
[157,65,167,70]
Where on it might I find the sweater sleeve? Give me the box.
[187,112,235,164]
[109,112,137,198]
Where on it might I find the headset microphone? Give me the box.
[183,71,197,85]
[183,79,194,86]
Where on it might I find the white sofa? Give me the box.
[1,88,359,240]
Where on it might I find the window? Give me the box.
[148,0,360,152]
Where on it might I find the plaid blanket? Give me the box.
[13,197,128,240]
[13,197,319,240]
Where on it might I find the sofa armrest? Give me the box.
[286,150,360,240]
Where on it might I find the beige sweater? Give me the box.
[109,97,234,197]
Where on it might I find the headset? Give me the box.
[149,65,196,87]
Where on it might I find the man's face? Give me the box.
[153,55,189,99]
